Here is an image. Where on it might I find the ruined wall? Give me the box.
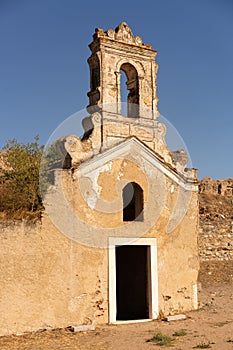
[199,177,233,197]
[199,178,233,261]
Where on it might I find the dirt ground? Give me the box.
[0,261,233,350]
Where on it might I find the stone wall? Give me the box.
[199,178,233,261]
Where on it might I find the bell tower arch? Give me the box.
[120,62,139,118]
[87,22,159,119]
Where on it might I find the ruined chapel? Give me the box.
[0,23,199,335]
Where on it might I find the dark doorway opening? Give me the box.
[116,245,150,320]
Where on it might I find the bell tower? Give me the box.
[82,23,173,165]
[87,22,159,119]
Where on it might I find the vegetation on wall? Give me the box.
[0,136,44,220]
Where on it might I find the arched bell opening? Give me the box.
[120,63,139,118]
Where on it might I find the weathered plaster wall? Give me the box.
[155,189,199,316]
[73,155,199,316]
[0,217,108,336]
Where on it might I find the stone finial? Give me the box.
[94,22,151,48]
[114,22,134,43]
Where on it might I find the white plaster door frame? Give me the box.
[108,237,159,323]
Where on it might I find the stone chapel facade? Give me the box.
[58,22,199,322]
[0,23,199,335]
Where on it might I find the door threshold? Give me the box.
[112,318,152,325]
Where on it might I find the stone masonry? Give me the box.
[199,178,233,261]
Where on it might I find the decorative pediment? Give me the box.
[94,22,151,48]
[77,137,198,190]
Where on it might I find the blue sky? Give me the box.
[0,0,232,180]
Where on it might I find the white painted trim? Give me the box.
[108,237,159,323]
[109,244,117,323]
[77,137,198,191]
[113,319,152,325]
[193,283,198,310]
[150,242,159,319]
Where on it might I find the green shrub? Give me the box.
[193,342,211,349]
[173,330,187,337]
[146,331,175,346]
